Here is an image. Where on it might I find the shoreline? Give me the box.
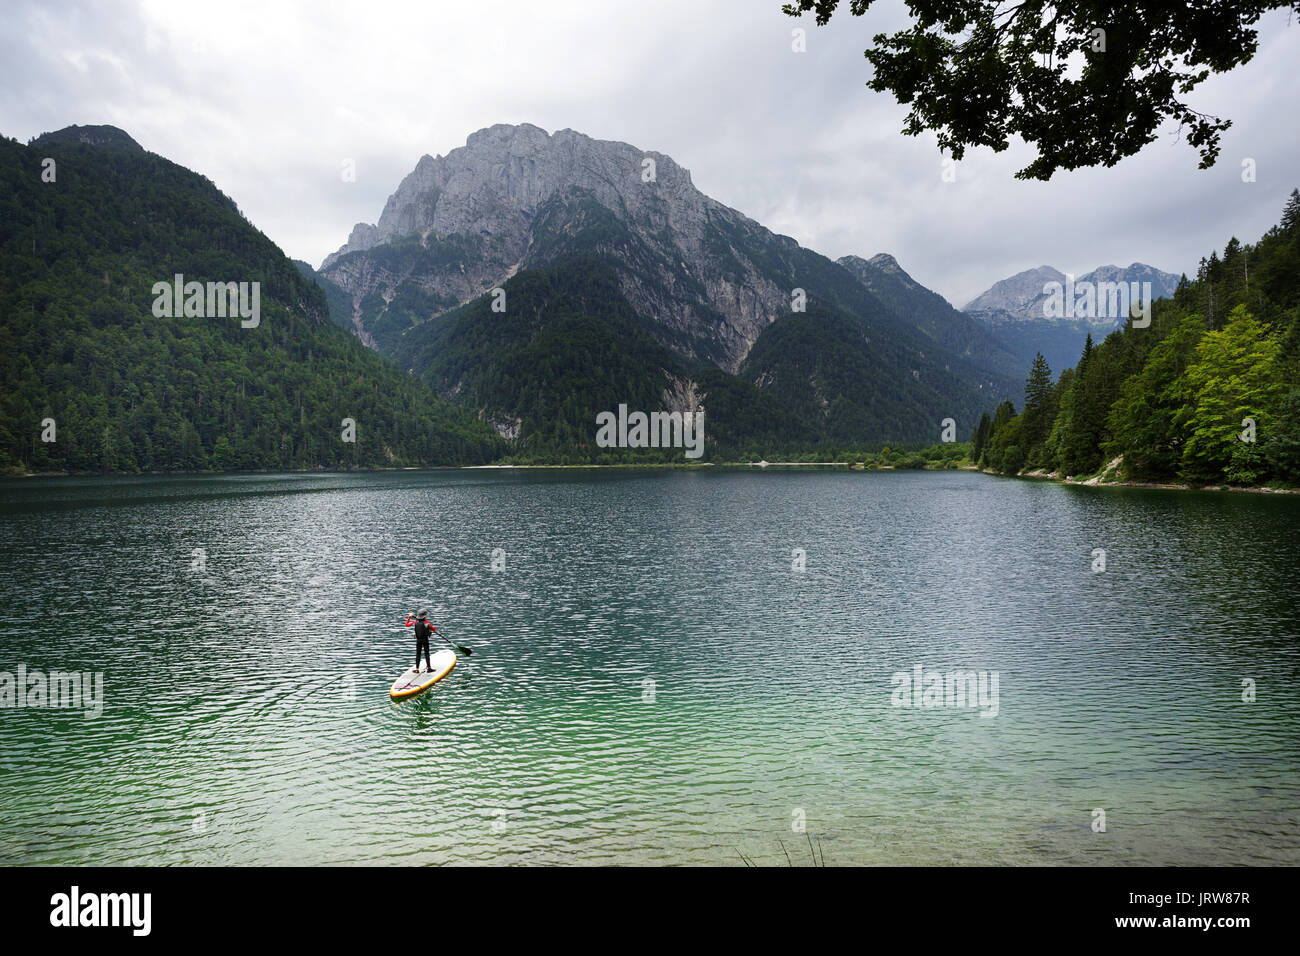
[1005,467,1298,495]
[6,460,854,478]
[6,461,1296,494]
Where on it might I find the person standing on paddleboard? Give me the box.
[405,609,437,673]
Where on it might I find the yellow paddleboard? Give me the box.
[389,649,456,699]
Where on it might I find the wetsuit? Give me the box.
[406,616,435,670]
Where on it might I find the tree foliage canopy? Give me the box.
[782,1,1289,179]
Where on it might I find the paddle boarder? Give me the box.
[405,609,437,673]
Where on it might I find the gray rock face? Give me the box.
[964,263,1180,325]
[1082,263,1181,301]
[324,123,701,265]
[319,123,807,371]
[963,265,1067,319]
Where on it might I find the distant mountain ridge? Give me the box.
[964,265,1067,319]
[964,262,1181,321]
[964,262,1183,375]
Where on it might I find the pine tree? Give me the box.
[971,412,991,462]
[1281,188,1300,235]
[1022,352,1054,451]
[1079,333,1094,374]
[1058,332,1116,477]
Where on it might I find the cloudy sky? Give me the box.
[3,0,1297,306]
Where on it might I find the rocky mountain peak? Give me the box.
[962,265,1066,315]
[322,123,700,269]
[963,262,1180,322]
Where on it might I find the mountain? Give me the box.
[965,262,1181,321]
[29,124,144,153]
[0,128,502,474]
[963,265,1067,319]
[964,262,1182,374]
[321,123,1019,451]
[322,122,757,369]
[1080,263,1181,301]
[836,253,1025,382]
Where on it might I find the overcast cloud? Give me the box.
[2,0,1298,306]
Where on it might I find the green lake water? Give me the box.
[0,469,1297,865]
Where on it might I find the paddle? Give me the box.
[433,625,472,657]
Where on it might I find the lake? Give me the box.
[1,469,1297,865]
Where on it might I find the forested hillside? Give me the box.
[392,257,821,462]
[292,259,357,335]
[973,191,1300,486]
[737,303,986,443]
[0,131,502,474]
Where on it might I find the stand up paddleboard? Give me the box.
[390,648,457,700]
